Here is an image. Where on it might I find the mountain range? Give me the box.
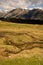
[0,8,43,20]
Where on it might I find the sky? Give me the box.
[0,0,43,12]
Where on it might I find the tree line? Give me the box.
[0,18,43,24]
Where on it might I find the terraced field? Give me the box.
[0,20,43,65]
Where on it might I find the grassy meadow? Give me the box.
[0,20,43,65]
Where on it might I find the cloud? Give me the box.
[34,7,43,10]
[0,0,43,11]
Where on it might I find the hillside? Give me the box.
[3,8,43,20]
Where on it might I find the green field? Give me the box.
[0,56,43,65]
[0,20,43,65]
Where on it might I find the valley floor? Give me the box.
[0,20,43,65]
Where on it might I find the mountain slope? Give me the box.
[3,8,43,20]
[4,8,29,19]
[0,11,6,18]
